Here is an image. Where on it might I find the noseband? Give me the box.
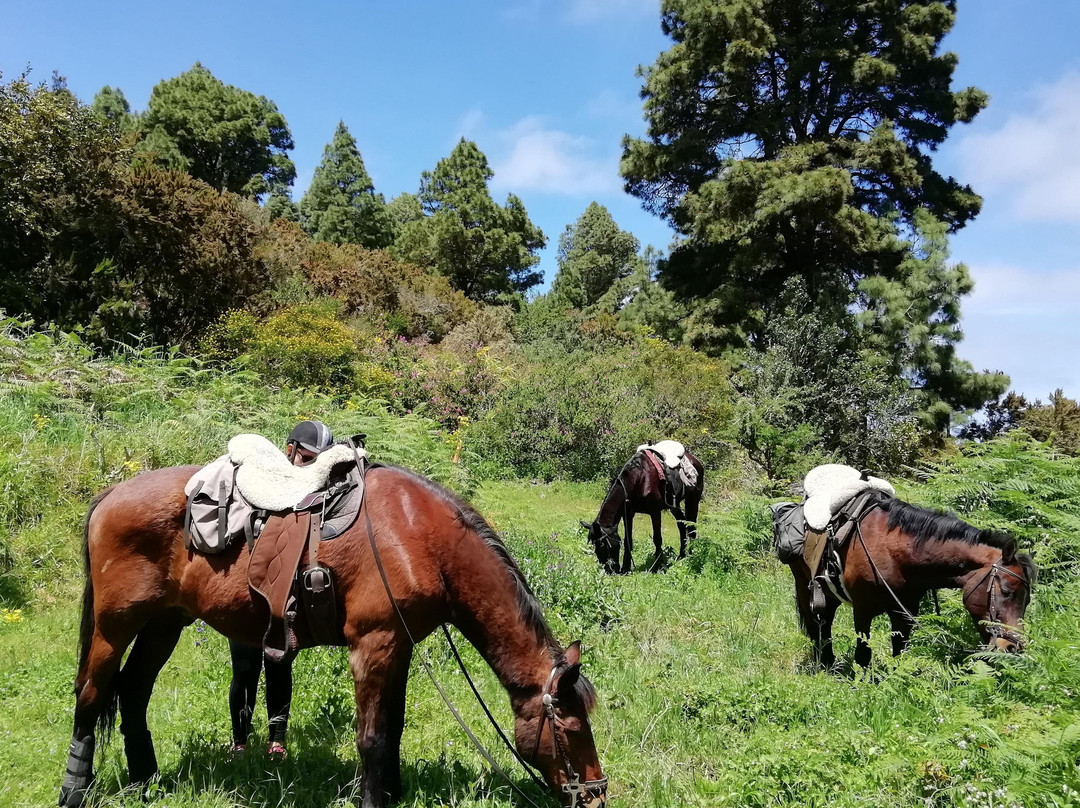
[962,563,1029,641]
[532,666,609,806]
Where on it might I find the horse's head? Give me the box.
[580,520,620,574]
[517,642,607,807]
[962,541,1036,652]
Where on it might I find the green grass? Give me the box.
[4,325,1080,807]
[4,479,1080,807]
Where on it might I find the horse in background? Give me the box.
[582,444,704,574]
[58,463,607,808]
[788,493,1036,669]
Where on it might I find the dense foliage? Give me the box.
[139,63,296,198]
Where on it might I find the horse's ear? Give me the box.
[1001,540,1017,565]
[564,640,581,667]
[579,521,591,532]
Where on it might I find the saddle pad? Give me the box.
[636,439,685,468]
[229,434,360,511]
[803,463,894,531]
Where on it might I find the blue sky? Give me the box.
[3,0,1078,400]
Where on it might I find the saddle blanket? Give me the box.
[802,464,893,531]
[637,440,698,488]
[183,434,364,554]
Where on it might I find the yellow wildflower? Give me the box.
[1,608,24,624]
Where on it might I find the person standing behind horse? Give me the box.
[228,420,335,759]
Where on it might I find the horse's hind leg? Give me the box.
[59,624,138,808]
[620,509,634,574]
[650,511,664,568]
[350,629,413,808]
[683,488,701,554]
[117,612,188,786]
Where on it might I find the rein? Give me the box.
[351,443,603,807]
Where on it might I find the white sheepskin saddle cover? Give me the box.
[227,434,362,512]
[637,439,699,487]
[636,439,685,468]
[802,464,894,531]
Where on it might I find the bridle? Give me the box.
[532,666,609,806]
[961,562,1030,643]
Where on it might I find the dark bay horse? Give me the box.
[581,448,704,574]
[788,494,1036,669]
[59,463,607,808]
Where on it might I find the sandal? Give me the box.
[268,742,287,761]
[227,743,246,760]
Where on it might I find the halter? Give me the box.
[961,562,1030,642]
[531,666,609,806]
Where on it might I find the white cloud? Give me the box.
[490,116,621,196]
[956,72,1080,223]
[567,0,658,24]
[959,262,1080,398]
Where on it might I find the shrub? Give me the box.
[467,339,736,481]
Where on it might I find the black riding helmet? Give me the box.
[286,420,334,454]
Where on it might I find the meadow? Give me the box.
[2,326,1080,808]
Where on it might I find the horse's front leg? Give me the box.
[888,601,919,657]
[350,629,412,808]
[650,511,663,567]
[670,506,688,559]
[621,510,634,574]
[853,606,874,668]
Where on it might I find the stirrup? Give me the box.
[810,579,827,613]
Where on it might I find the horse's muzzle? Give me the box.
[989,635,1024,653]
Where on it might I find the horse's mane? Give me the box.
[878,497,1037,582]
[373,464,597,709]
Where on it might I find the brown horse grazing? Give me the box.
[58,463,607,808]
[581,448,704,574]
[788,495,1036,669]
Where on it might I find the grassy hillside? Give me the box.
[2,326,1080,807]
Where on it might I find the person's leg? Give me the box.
[228,640,262,749]
[264,654,293,756]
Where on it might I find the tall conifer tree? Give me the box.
[299,121,392,248]
[551,202,640,309]
[393,139,545,301]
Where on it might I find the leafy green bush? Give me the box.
[467,338,736,481]
[501,529,623,637]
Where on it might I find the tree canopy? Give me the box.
[392,139,546,301]
[140,63,295,197]
[299,121,392,248]
[551,202,641,309]
[621,0,1003,430]
[622,0,986,343]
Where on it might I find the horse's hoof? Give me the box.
[57,783,87,808]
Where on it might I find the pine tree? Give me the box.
[393,139,546,301]
[299,121,392,248]
[550,202,640,309]
[90,85,131,126]
[139,63,295,197]
[621,0,1003,429]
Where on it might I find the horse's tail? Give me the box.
[76,487,119,740]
